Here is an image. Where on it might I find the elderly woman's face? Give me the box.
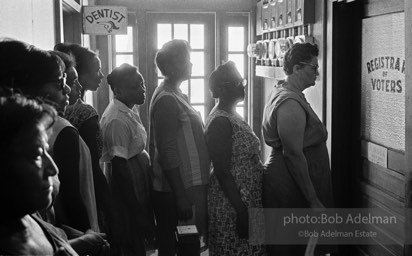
[7,125,58,213]
[298,56,319,87]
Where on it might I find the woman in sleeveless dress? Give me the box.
[262,43,334,256]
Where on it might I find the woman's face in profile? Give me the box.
[66,66,82,105]
[174,50,192,81]
[8,125,58,212]
[40,70,71,113]
[81,56,104,92]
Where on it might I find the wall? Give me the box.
[0,0,56,49]
[102,0,253,12]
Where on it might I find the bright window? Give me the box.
[114,26,134,67]
[156,23,207,121]
[227,26,247,119]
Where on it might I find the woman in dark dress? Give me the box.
[0,94,78,256]
[54,43,112,235]
[262,43,334,256]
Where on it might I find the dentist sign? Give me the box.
[83,6,127,35]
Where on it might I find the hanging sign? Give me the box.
[83,6,127,35]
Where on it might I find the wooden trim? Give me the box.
[63,0,81,13]
[255,65,284,78]
[363,0,403,18]
[361,159,405,200]
[405,0,412,254]
[360,181,404,214]
[360,196,404,247]
[387,149,405,175]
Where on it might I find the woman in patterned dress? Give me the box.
[205,61,266,256]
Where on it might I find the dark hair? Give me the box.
[0,38,31,90]
[0,38,65,95]
[54,50,76,71]
[155,39,191,77]
[0,94,56,159]
[54,43,97,77]
[107,63,139,92]
[283,43,319,75]
[209,61,242,98]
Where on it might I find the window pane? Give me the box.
[157,78,164,86]
[190,79,204,103]
[228,27,244,52]
[191,51,204,76]
[158,24,172,49]
[193,105,205,123]
[116,54,133,67]
[228,54,244,78]
[174,24,188,41]
[180,80,189,95]
[84,90,93,106]
[157,66,163,77]
[236,106,244,119]
[190,24,204,49]
[115,26,133,52]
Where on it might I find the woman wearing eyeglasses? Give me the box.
[262,43,334,255]
[0,38,99,234]
[206,61,266,256]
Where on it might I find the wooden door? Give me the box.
[332,1,406,255]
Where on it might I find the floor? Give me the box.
[147,249,209,256]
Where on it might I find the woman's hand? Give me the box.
[70,230,110,256]
[236,208,249,239]
[304,235,318,256]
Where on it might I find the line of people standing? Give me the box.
[0,36,333,256]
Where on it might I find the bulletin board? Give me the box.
[361,12,405,151]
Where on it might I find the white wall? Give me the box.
[0,0,56,50]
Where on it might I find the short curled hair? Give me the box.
[283,43,319,75]
[54,43,97,77]
[0,94,56,160]
[209,61,242,99]
[54,50,76,71]
[155,39,191,77]
[107,63,139,92]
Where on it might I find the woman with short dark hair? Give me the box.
[149,39,210,255]
[0,94,79,255]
